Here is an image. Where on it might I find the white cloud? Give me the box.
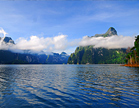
[12,34,80,54]
[0,28,76,54]
[79,35,135,49]
[53,35,68,50]
[0,28,8,37]
[0,28,136,54]
[13,34,68,53]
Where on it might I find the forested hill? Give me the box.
[68,46,126,64]
[68,27,127,64]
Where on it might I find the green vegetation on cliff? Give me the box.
[68,46,126,64]
[68,27,127,64]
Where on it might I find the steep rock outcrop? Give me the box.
[94,27,117,37]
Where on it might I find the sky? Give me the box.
[0,1,139,54]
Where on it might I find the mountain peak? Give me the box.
[0,37,15,44]
[106,27,117,36]
[94,27,117,37]
[61,52,67,55]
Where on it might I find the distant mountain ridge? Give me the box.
[68,27,126,64]
[0,37,69,64]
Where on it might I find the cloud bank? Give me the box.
[79,35,135,49]
[0,28,135,54]
[13,35,69,53]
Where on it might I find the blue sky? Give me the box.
[0,1,139,54]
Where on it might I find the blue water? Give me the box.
[0,64,139,108]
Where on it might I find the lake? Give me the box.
[0,64,139,108]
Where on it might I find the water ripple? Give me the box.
[0,64,139,107]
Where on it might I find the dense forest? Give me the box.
[125,35,139,65]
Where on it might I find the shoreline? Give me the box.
[121,64,139,67]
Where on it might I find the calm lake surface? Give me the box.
[0,64,139,108]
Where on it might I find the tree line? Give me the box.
[125,35,139,65]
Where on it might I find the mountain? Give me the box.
[45,52,69,64]
[0,37,69,64]
[68,46,126,64]
[0,37,15,44]
[94,27,117,37]
[0,50,69,64]
[68,27,126,64]
[0,50,38,64]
